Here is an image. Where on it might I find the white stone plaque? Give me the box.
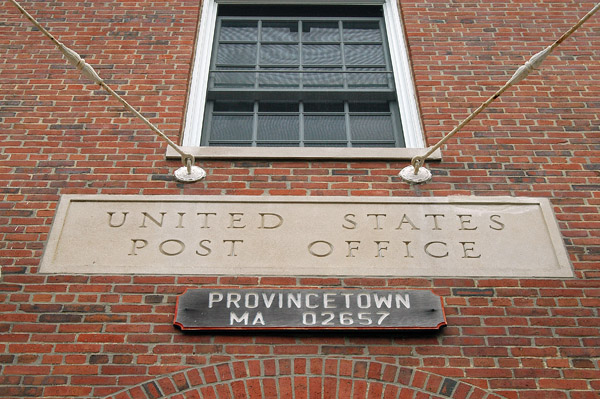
[40,195,573,277]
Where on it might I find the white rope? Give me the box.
[10,0,598,180]
[8,0,197,175]
[410,2,600,174]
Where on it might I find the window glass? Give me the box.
[350,115,395,141]
[343,21,382,42]
[303,45,342,65]
[214,101,254,112]
[344,45,385,66]
[259,68,300,88]
[213,68,255,88]
[302,22,340,42]
[262,21,299,42]
[260,44,299,65]
[202,6,404,148]
[305,115,346,142]
[216,44,256,65]
[210,115,254,143]
[220,20,258,41]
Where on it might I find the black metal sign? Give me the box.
[174,288,446,330]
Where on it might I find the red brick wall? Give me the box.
[1,0,599,398]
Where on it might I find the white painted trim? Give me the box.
[182,0,218,146]
[383,0,425,148]
[167,145,441,160]
[181,0,425,149]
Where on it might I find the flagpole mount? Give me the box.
[399,165,432,184]
[174,156,206,183]
[396,2,600,184]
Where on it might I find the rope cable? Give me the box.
[8,0,199,177]
[409,2,600,175]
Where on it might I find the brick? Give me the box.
[1,0,599,397]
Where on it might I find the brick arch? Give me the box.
[103,357,508,399]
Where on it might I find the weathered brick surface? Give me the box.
[1,0,599,398]
[97,358,520,399]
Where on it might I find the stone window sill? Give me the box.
[166,146,441,161]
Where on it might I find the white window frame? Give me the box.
[174,0,432,160]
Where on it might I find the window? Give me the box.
[204,6,403,148]
[178,0,426,159]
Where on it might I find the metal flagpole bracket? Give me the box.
[399,156,432,184]
[174,155,207,183]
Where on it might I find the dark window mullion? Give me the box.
[255,20,262,90]
[344,101,352,147]
[299,101,305,147]
[202,101,215,146]
[339,20,348,91]
[298,20,303,91]
[379,18,395,91]
[298,19,304,147]
[252,101,259,147]
[209,19,223,91]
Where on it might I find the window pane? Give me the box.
[220,20,258,41]
[350,114,395,141]
[347,68,390,88]
[302,22,340,42]
[303,68,343,88]
[343,21,381,42]
[257,115,299,142]
[303,44,342,65]
[345,44,385,66]
[210,115,254,142]
[305,115,346,141]
[262,21,298,42]
[349,102,389,112]
[205,9,406,149]
[304,102,344,112]
[214,101,254,112]
[217,44,257,66]
[259,68,300,88]
[260,102,298,112]
[212,69,255,88]
[260,44,299,65]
